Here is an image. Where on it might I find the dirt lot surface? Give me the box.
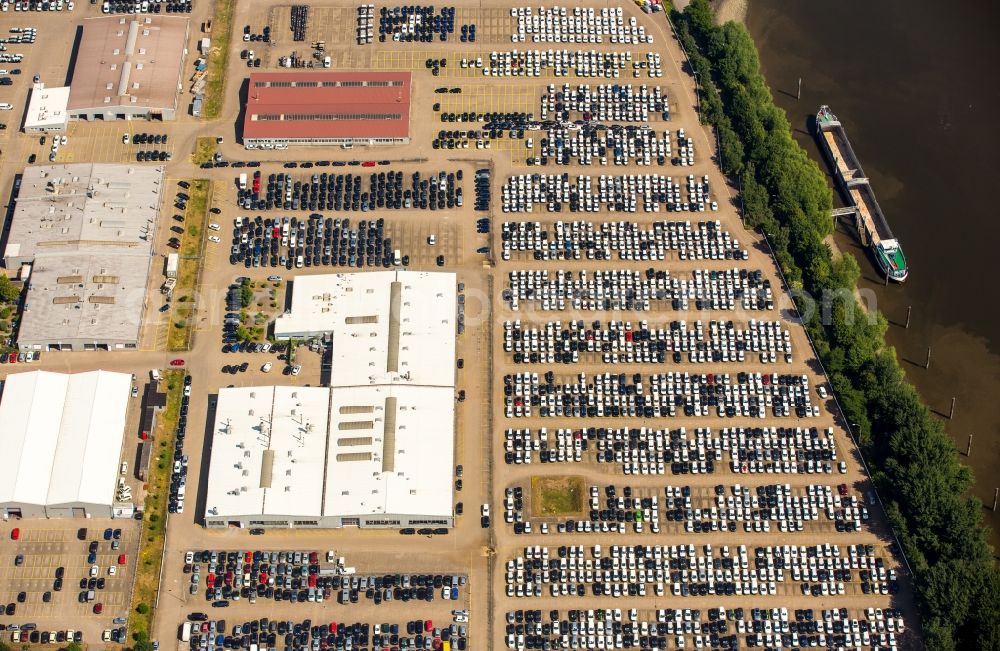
[0,0,918,649]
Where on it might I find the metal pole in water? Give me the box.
[905,305,911,329]
[950,397,956,420]
[967,433,972,456]
[993,488,998,512]
[797,77,802,100]
[925,346,931,369]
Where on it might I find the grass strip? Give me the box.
[202,0,236,120]
[167,180,210,351]
[128,369,184,641]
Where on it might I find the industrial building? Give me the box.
[203,385,455,529]
[274,270,456,387]
[67,15,190,121]
[23,83,71,134]
[5,163,164,351]
[204,271,457,529]
[0,370,132,519]
[242,71,411,149]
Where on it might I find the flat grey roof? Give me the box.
[4,163,164,264]
[19,251,152,346]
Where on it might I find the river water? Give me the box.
[746,0,1000,549]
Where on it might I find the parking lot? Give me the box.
[0,521,141,643]
[0,0,917,649]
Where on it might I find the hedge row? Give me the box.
[671,2,1000,648]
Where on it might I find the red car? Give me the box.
[93,603,103,615]
[10,528,19,540]
[8,352,17,363]
[838,484,849,496]
[169,359,185,366]
[361,161,376,167]
[118,554,126,565]
[424,620,433,632]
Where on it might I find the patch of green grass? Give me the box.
[202,0,236,120]
[167,180,210,351]
[128,370,184,641]
[191,136,217,164]
[531,476,585,517]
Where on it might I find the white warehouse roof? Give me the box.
[273,271,457,388]
[0,370,131,513]
[325,385,454,519]
[204,386,330,523]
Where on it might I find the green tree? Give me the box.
[63,642,83,651]
[240,283,253,307]
[0,275,20,304]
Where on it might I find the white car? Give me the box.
[291,365,301,376]
[261,362,272,373]
[208,235,221,243]
[90,565,99,577]
[108,566,117,576]
[0,103,14,110]
[185,551,194,563]
[817,386,828,399]
[481,504,490,517]
[208,223,221,231]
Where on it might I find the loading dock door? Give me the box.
[72,508,87,518]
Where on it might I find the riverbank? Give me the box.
[674,0,749,24]
[746,0,1000,553]
[714,0,747,23]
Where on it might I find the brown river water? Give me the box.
[746,0,1000,550]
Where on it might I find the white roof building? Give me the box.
[23,83,71,134]
[0,370,131,519]
[274,271,457,387]
[205,271,457,529]
[324,385,455,523]
[204,386,330,526]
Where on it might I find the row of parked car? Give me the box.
[509,5,652,45]
[377,4,456,43]
[500,173,718,214]
[6,627,84,645]
[483,49,633,79]
[500,219,745,262]
[506,542,899,600]
[503,267,775,313]
[168,374,192,514]
[239,169,464,214]
[0,351,40,364]
[184,616,468,651]
[503,481,868,539]
[504,606,905,651]
[502,317,788,366]
[229,213,403,270]
[184,549,467,608]
[505,424,845,477]
[102,0,190,13]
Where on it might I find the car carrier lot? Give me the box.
[0,0,916,649]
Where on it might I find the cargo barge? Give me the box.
[815,106,908,282]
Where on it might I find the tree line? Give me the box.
[671,1,1000,648]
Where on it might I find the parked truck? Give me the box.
[165,253,179,278]
[239,173,248,190]
[161,277,176,295]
